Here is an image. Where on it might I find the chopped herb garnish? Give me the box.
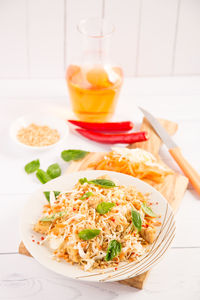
[43,191,61,203]
[80,192,93,200]
[105,240,122,261]
[79,178,116,188]
[141,202,158,217]
[131,209,142,232]
[79,177,88,185]
[78,229,101,240]
[89,179,116,188]
[96,202,115,214]
[40,211,66,222]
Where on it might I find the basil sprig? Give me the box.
[61,149,89,162]
[105,240,122,261]
[24,159,40,174]
[78,229,101,240]
[47,163,61,179]
[131,209,142,232]
[96,202,115,214]
[36,169,51,184]
[141,203,158,217]
[40,211,66,222]
[79,178,116,188]
[43,191,61,203]
[80,192,93,200]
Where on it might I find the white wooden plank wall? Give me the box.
[66,0,103,70]
[136,0,179,76]
[0,0,200,78]
[28,0,64,78]
[104,0,141,76]
[0,0,28,78]
[174,0,200,75]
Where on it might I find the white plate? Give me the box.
[20,170,175,282]
[10,113,68,150]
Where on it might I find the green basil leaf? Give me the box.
[141,203,158,218]
[40,211,66,222]
[54,191,61,198]
[105,240,122,261]
[43,191,61,203]
[36,169,51,184]
[78,229,101,240]
[96,202,115,214]
[43,191,50,202]
[61,149,89,162]
[79,178,116,188]
[79,177,88,185]
[89,179,116,188]
[131,209,142,232]
[80,192,93,200]
[24,159,40,174]
[47,163,61,179]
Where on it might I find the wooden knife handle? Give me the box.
[169,147,200,195]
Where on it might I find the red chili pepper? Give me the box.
[76,128,148,144]
[68,120,134,132]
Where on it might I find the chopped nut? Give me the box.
[17,123,60,147]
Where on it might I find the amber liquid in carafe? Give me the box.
[66,64,123,122]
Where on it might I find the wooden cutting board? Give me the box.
[19,118,188,289]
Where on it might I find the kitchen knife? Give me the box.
[139,107,200,195]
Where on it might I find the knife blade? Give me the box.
[138,107,177,150]
[139,107,200,195]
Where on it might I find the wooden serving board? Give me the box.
[19,118,188,289]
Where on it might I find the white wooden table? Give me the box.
[0,77,200,300]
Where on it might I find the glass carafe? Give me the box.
[66,18,123,122]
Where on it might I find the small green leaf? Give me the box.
[105,240,122,261]
[40,211,66,222]
[40,214,56,222]
[96,202,115,214]
[43,191,50,202]
[79,177,88,185]
[78,229,101,240]
[80,192,93,200]
[89,179,116,188]
[141,203,158,218]
[24,159,40,174]
[79,178,116,188]
[54,191,61,198]
[43,191,61,203]
[61,149,89,162]
[131,209,142,232]
[47,163,61,179]
[36,169,51,184]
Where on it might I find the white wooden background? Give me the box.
[0,0,200,78]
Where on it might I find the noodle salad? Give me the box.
[33,175,161,271]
